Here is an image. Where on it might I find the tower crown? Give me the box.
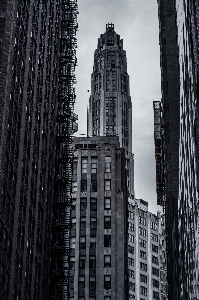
[106,23,114,31]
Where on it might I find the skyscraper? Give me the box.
[87,23,134,199]
[156,0,199,298]
[0,0,78,299]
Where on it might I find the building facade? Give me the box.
[87,23,134,198]
[0,0,78,299]
[128,200,167,300]
[69,136,128,300]
[156,0,199,298]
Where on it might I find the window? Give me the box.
[139,238,146,248]
[139,227,146,236]
[104,255,111,267]
[140,274,147,283]
[128,234,134,243]
[79,237,86,249]
[104,198,111,210]
[140,286,147,296]
[153,279,159,288]
[140,262,147,272]
[71,218,76,229]
[151,222,157,231]
[104,275,111,289]
[139,216,146,225]
[69,256,75,269]
[128,222,134,231]
[105,156,111,172]
[140,251,146,260]
[91,180,97,192]
[90,237,96,249]
[73,158,78,176]
[104,216,111,229]
[105,180,111,191]
[128,245,134,255]
[80,198,87,210]
[81,158,87,173]
[129,282,135,291]
[90,217,97,229]
[89,256,96,268]
[152,256,159,265]
[152,267,159,277]
[72,181,77,192]
[128,257,134,267]
[80,217,86,229]
[79,276,85,289]
[91,198,97,210]
[152,244,158,253]
[79,256,86,269]
[70,237,75,249]
[151,233,158,242]
[104,235,111,247]
[128,211,134,220]
[129,269,134,278]
[91,157,97,173]
[153,291,160,299]
[89,276,96,289]
[81,180,87,192]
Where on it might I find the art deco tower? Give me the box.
[87,23,134,198]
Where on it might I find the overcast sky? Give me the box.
[74,0,162,215]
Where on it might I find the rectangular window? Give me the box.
[139,227,146,236]
[90,217,97,229]
[70,237,75,249]
[128,234,134,243]
[80,217,86,229]
[128,211,134,220]
[151,233,158,242]
[139,216,146,225]
[104,198,111,209]
[152,267,159,277]
[153,279,159,288]
[153,291,160,299]
[128,257,134,267]
[128,222,134,231]
[79,276,85,289]
[128,245,134,255]
[152,244,159,253]
[105,180,111,191]
[140,250,147,260]
[140,286,147,296]
[104,255,111,267]
[89,276,96,289]
[90,237,96,249]
[129,282,135,291]
[81,180,87,192]
[71,218,76,229]
[79,256,86,269]
[104,216,111,229]
[89,256,96,268]
[91,157,97,173]
[129,269,134,278]
[81,158,87,173]
[72,181,77,192]
[80,198,87,210]
[91,180,97,192]
[139,238,146,248]
[140,262,147,272]
[72,158,78,176]
[69,256,75,269]
[79,236,86,249]
[105,156,111,172]
[104,235,111,247]
[152,255,159,265]
[151,222,157,231]
[104,275,111,289]
[90,198,97,210]
[140,274,147,283]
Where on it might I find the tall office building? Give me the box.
[0,0,78,299]
[156,1,199,298]
[87,23,134,198]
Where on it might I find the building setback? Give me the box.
[0,0,78,299]
[156,0,199,298]
[69,136,128,300]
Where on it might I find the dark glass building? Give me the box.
[156,0,199,298]
[0,0,78,299]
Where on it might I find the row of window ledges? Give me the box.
[70,235,112,249]
[128,265,160,277]
[129,285,161,299]
[77,275,112,290]
[73,156,111,174]
[128,253,159,266]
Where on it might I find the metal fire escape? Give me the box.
[153,101,165,208]
[52,0,78,298]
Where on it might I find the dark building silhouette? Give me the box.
[156,0,199,298]
[0,0,78,299]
